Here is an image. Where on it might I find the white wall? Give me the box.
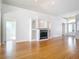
[0,0,1,43]
[0,12,1,42]
[50,16,66,37]
[3,4,66,42]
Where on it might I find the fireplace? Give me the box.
[40,30,48,39]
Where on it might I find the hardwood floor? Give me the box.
[0,36,79,59]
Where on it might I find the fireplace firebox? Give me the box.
[40,30,48,39]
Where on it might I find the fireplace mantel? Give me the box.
[31,19,50,41]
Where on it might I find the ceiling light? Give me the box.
[34,0,38,3]
[51,1,55,5]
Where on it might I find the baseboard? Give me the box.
[32,39,49,41]
[16,39,49,43]
[16,40,27,43]
[16,36,62,43]
[49,36,63,40]
[48,37,54,39]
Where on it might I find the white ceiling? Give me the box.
[2,0,79,16]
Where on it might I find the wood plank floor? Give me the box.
[0,36,79,59]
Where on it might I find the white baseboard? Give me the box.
[16,39,49,43]
[16,40,27,43]
[31,39,49,41]
[15,36,62,43]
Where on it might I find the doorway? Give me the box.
[6,21,16,41]
[63,23,76,36]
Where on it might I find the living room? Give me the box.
[0,0,79,59]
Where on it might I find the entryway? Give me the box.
[62,23,76,36]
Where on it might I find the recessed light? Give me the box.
[51,1,55,5]
[34,0,38,2]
